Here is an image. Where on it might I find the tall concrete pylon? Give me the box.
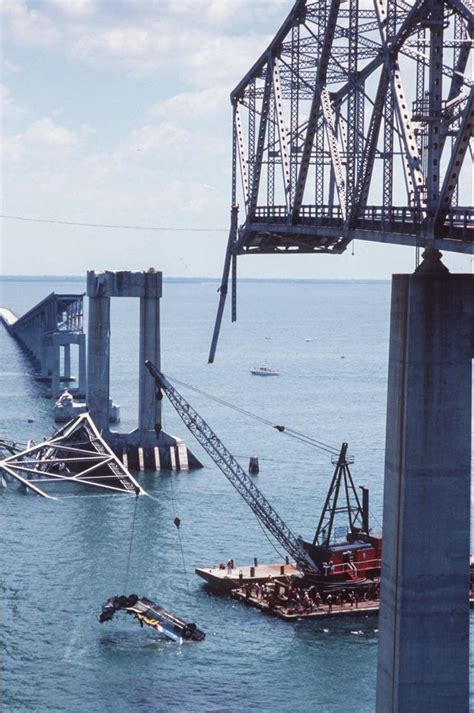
[87,269,161,433]
[86,270,200,470]
[376,260,473,711]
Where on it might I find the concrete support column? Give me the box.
[40,335,50,379]
[139,295,161,431]
[78,333,87,397]
[63,344,71,380]
[51,337,61,396]
[376,272,473,712]
[87,296,111,432]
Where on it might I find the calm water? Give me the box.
[0,278,472,712]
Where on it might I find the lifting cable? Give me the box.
[124,493,140,592]
[161,411,192,604]
[255,515,288,562]
[168,374,341,457]
[168,473,191,603]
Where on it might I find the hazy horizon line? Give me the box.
[0,274,390,284]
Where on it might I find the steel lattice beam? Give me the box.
[209,0,473,357]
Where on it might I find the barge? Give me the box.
[230,583,474,622]
[195,562,300,592]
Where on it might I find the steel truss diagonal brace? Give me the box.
[440,24,473,155]
[0,462,56,499]
[391,0,429,54]
[445,0,474,25]
[330,1,427,115]
[292,0,341,219]
[272,59,291,211]
[235,105,250,213]
[348,67,389,227]
[248,59,273,217]
[374,0,428,210]
[391,63,428,209]
[321,87,347,220]
[0,412,143,498]
[208,207,238,364]
[435,90,474,224]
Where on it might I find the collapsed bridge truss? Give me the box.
[0,413,145,499]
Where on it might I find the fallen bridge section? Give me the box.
[0,412,145,499]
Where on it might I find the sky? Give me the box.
[1,0,472,279]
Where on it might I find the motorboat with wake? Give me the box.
[250,366,279,376]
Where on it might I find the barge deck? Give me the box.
[231,588,474,622]
[195,562,300,591]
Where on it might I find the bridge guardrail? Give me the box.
[251,205,473,239]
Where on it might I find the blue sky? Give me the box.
[1,0,472,278]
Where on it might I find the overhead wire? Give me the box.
[0,214,227,232]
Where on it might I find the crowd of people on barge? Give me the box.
[239,578,380,615]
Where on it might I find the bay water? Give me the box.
[1,277,472,712]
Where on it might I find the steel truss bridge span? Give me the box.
[209,0,473,361]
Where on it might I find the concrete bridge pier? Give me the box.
[64,343,71,380]
[51,333,87,398]
[139,293,161,432]
[78,334,87,396]
[87,295,111,432]
[376,261,473,712]
[86,270,200,470]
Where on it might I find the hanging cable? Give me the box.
[169,375,276,428]
[255,514,288,562]
[159,408,191,595]
[124,494,139,592]
[233,454,319,465]
[167,471,191,603]
[167,374,341,456]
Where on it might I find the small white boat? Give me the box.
[250,366,280,376]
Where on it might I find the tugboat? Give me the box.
[297,442,382,592]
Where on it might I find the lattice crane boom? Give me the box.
[145,360,319,573]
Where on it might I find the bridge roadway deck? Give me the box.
[239,206,474,255]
